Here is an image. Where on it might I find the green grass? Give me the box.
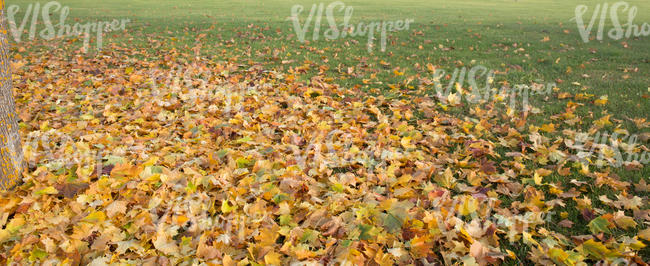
[11,0,647,128]
[7,0,650,262]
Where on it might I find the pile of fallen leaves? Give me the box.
[0,44,648,265]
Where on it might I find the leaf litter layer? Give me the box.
[0,45,648,265]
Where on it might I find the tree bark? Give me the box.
[0,1,23,191]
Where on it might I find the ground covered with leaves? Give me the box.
[0,44,648,265]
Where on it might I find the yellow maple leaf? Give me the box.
[409,235,432,257]
[540,123,556,133]
[613,213,637,229]
[458,196,478,216]
[83,211,107,224]
[594,115,612,127]
[639,228,650,241]
[580,239,615,260]
[434,168,456,189]
[400,136,416,149]
[533,172,543,185]
[548,248,570,265]
[221,200,236,214]
[34,186,59,196]
[594,95,608,106]
[373,249,394,266]
[264,251,282,265]
[447,92,461,106]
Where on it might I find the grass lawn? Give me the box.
[10,0,649,117]
[4,0,650,264]
[11,0,647,129]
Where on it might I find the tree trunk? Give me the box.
[0,1,23,191]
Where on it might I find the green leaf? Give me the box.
[272,193,290,204]
[381,200,413,233]
[185,180,197,193]
[235,136,252,144]
[382,212,403,233]
[331,183,344,193]
[216,149,229,158]
[279,214,292,226]
[29,248,48,261]
[580,239,615,260]
[548,248,569,265]
[300,229,318,243]
[34,186,59,196]
[105,155,126,165]
[358,224,375,240]
[587,216,611,235]
[236,157,254,168]
[151,166,163,174]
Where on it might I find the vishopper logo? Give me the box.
[423,65,556,113]
[6,1,130,52]
[572,1,649,43]
[287,1,414,52]
[22,130,107,182]
[287,128,404,173]
[569,131,649,168]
